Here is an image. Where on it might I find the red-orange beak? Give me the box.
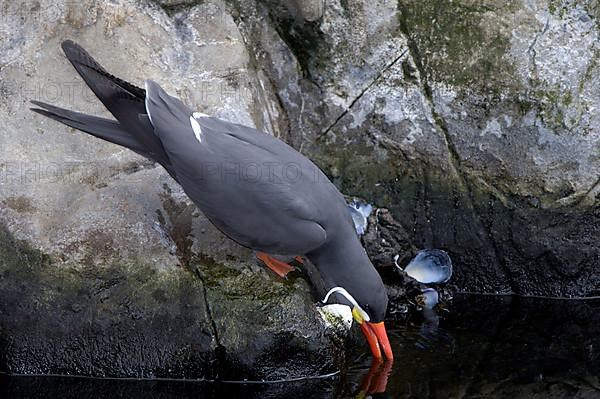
[359,321,393,360]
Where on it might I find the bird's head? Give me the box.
[322,284,393,360]
[310,221,393,360]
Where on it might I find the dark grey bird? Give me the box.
[30,41,393,360]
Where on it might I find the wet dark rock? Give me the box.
[6,295,600,398]
[0,224,215,377]
[0,223,342,379]
[361,208,417,269]
[0,373,343,399]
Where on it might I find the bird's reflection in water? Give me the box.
[355,360,394,398]
[351,308,456,397]
[413,309,455,351]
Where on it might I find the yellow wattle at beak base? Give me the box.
[352,306,365,324]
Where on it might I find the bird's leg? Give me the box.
[294,256,304,264]
[256,252,296,278]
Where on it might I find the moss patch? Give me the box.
[398,0,519,94]
[0,223,216,377]
[312,139,461,217]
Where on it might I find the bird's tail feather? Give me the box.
[30,101,149,158]
[59,40,170,164]
[30,40,177,179]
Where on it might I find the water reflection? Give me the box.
[356,360,393,398]
[349,294,600,398]
[3,295,600,398]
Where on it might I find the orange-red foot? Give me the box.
[257,252,296,278]
[294,256,304,264]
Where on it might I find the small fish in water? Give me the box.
[347,199,373,236]
[404,249,453,284]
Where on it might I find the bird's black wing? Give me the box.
[143,81,330,254]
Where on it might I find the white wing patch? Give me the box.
[189,116,202,143]
[144,81,153,125]
[190,112,209,143]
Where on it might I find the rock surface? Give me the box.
[0,0,599,378]
[0,0,344,378]
[231,0,600,296]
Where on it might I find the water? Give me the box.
[2,294,600,398]
[349,294,600,398]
